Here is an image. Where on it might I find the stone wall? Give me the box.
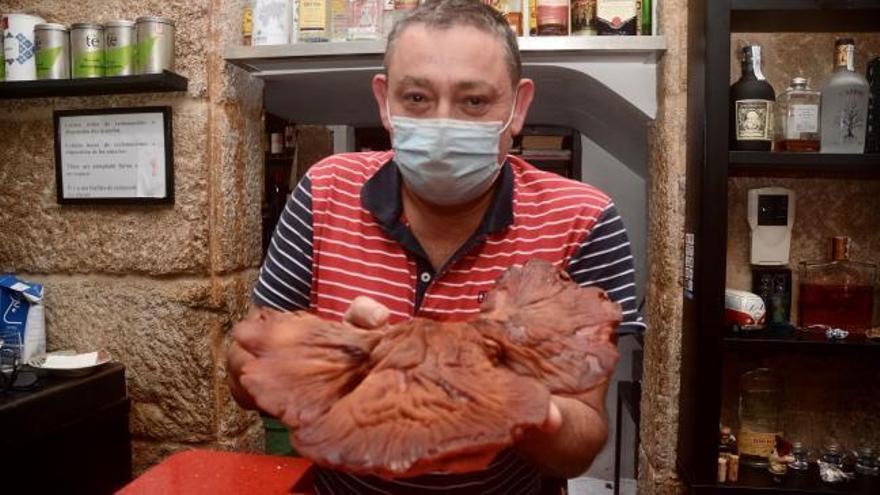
[0,0,265,473]
[637,0,689,492]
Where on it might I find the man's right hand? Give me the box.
[226,297,391,411]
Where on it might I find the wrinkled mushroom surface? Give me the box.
[238,260,621,478]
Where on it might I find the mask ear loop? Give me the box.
[499,90,519,135]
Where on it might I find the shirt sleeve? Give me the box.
[252,174,314,312]
[566,203,646,335]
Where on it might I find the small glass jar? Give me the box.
[789,441,810,471]
[821,440,845,467]
[855,447,879,476]
[775,77,821,152]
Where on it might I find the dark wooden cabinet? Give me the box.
[0,363,132,494]
[679,1,880,493]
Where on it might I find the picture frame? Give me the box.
[53,106,174,204]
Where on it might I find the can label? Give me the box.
[72,31,103,78]
[36,45,64,78]
[137,34,158,70]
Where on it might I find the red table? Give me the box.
[117,449,315,495]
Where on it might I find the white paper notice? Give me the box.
[59,112,167,199]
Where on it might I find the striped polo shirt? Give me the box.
[253,151,645,494]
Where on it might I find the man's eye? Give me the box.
[465,97,486,107]
[404,94,426,103]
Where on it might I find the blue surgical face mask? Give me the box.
[388,97,516,207]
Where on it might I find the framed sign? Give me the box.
[54,106,174,204]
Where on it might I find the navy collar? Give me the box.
[361,159,515,242]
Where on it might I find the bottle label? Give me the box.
[300,0,327,31]
[739,428,780,458]
[597,0,636,29]
[790,104,819,136]
[538,0,569,26]
[736,99,774,141]
[572,0,597,34]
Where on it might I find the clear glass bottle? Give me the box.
[730,46,776,151]
[820,38,870,154]
[789,441,810,471]
[505,0,524,36]
[348,0,383,40]
[799,236,877,332]
[571,0,597,36]
[536,0,569,35]
[329,0,349,41]
[298,0,330,42]
[775,77,820,152]
[738,368,783,467]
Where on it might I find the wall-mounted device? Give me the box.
[747,187,795,266]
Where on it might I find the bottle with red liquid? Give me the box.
[798,236,877,333]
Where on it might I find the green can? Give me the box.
[35,23,70,80]
[70,23,105,78]
[104,20,135,76]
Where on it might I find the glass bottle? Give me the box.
[571,0,597,36]
[798,236,877,332]
[854,447,879,476]
[640,0,651,36]
[775,77,820,152]
[789,441,810,471]
[329,0,349,41]
[505,0,524,36]
[821,440,845,467]
[866,57,880,154]
[596,0,637,36]
[820,38,870,154]
[298,0,330,42]
[738,368,783,467]
[536,0,568,36]
[348,0,383,40]
[730,46,776,151]
[529,0,537,35]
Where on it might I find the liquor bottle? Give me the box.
[505,0,524,36]
[640,0,650,35]
[571,0,597,36]
[536,0,568,35]
[866,57,880,154]
[774,77,820,152]
[799,236,877,332]
[529,0,537,35]
[299,0,330,42]
[738,368,782,468]
[730,46,775,151]
[349,0,383,40]
[596,0,637,36]
[820,38,870,154]
[329,0,349,41]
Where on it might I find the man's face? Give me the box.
[372,23,534,161]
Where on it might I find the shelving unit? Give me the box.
[0,71,188,99]
[680,0,880,494]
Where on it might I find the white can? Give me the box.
[1,13,47,81]
[136,16,175,74]
[253,0,293,45]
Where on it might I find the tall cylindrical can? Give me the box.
[104,20,135,76]
[70,23,105,78]
[2,13,47,81]
[136,16,175,74]
[35,23,70,80]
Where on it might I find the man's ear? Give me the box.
[509,78,535,137]
[372,73,391,133]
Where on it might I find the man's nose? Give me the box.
[434,99,454,119]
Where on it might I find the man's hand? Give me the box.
[227,298,391,411]
[514,383,610,478]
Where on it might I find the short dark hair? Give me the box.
[384,0,522,87]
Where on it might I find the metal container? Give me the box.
[2,13,47,81]
[104,20,135,76]
[136,16,175,74]
[70,22,104,78]
[34,23,70,80]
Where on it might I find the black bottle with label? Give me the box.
[730,46,776,151]
[867,57,880,154]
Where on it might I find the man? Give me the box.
[229,1,645,493]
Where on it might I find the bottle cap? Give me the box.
[835,37,855,47]
[791,77,808,87]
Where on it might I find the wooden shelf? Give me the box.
[730,1,880,32]
[692,463,880,494]
[721,326,880,355]
[0,71,188,99]
[728,152,880,179]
